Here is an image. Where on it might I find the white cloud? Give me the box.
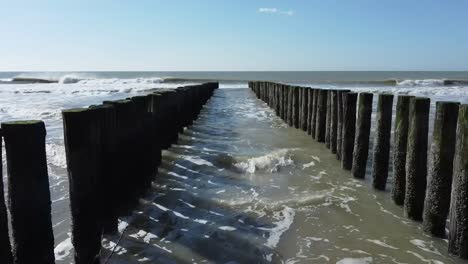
[258,8,294,16]
[280,10,295,16]
[258,8,278,14]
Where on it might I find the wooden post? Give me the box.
[62,108,105,264]
[330,90,338,153]
[311,89,318,138]
[392,95,414,205]
[325,90,332,148]
[351,92,373,179]
[307,88,313,135]
[423,101,459,237]
[448,104,468,258]
[88,104,118,234]
[372,94,394,190]
[293,87,300,128]
[336,90,351,160]
[341,92,357,170]
[2,121,55,264]
[404,97,430,221]
[280,85,286,121]
[0,130,13,264]
[315,90,328,142]
[301,87,309,131]
[287,86,293,126]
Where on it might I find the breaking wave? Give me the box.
[234,149,295,173]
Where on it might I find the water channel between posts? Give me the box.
[105,88,461,264]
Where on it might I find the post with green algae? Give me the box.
[315,89,328,142]
[0,130,13,264]
[2,120,55,264]
[336,90,351,161]
[325,90,332,148]
[423,102,459,237]
[330,90,338,153]
[372,94,394,190]
[392,95,413,205]
[404,97,430,221]
[448,104,468,258]
[351,92,373,179]
[341,92,357,170]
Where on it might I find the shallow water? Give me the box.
[102,88,466,264]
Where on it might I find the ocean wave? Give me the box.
[396,79,445,86]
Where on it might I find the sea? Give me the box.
[1,71,468,263]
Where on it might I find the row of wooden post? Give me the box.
[249,81,468,259]
[0,82,218,264]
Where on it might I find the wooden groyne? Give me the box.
[0,83,218,264]
[249,81,468,259]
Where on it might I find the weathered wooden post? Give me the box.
[311,89,318,138]
[301,87,309,131]
[88,104,118,234]
[293,87,300,128]
[280,85,286,121]
[341,92,357,170]
[0,130,13,264]
[315,89,328,142]
[275,84,281,116]
[325,90,332,148]
[392,95,413,205]
[351,92,373,179]
[448,104,468,258]
[62,108,105,264]
[336,90,351,160]
[2,121,55,264]
[404,97,430,221]
[423,101,459,237]
[330,90,338,153]
[147,93,163,166]
[287,86,293,126]
[307,88,313,135]
[372,94,394,190]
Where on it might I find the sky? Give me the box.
[1,0,468,71]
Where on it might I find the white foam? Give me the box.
[218,226,236,231]
[178,199,196,208]
[336,257,373,264]
[179,155,214,167]
[167,171,189,180]
[366,239,398,250]
[234,149,294,173]
[118,219,129,233]
[54,236,73,261]
[258,206,295,248]
[194,219,209,224]
[302,161,315,169]
[409,239,441,256]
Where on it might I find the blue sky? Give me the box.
[1,0,468,71]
